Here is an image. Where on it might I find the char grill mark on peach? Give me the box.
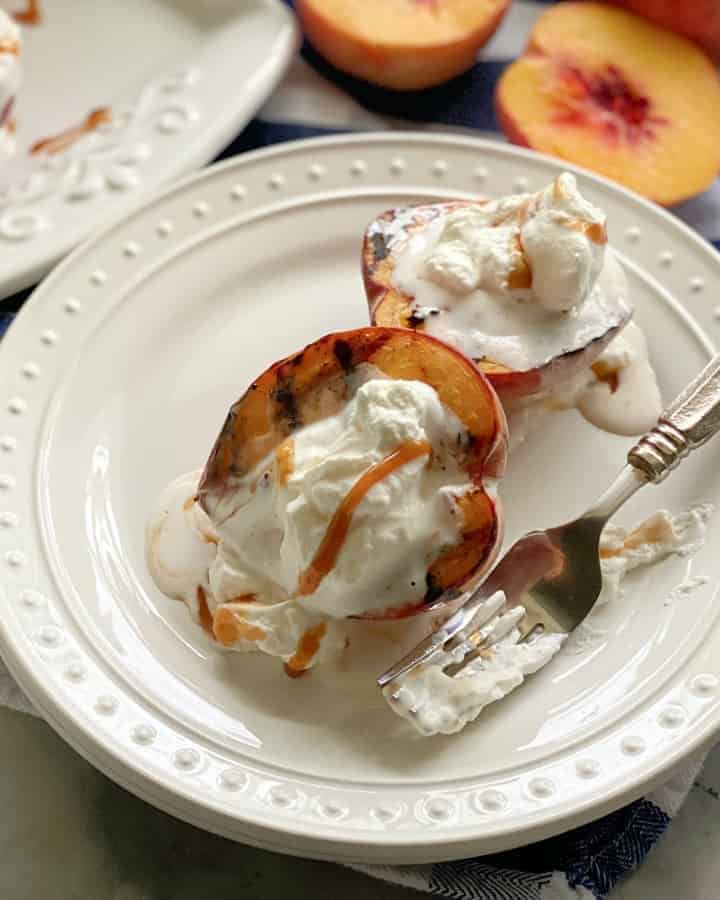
[552,63,669,144]
[332,338,354,373]
[272,377,303,430]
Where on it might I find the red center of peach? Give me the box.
[553,63,668,144]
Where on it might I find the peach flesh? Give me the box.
[495,2,720,205]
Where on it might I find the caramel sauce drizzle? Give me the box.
[591,360,620,393]
[295,440,432,598]
[507,230,532,290]
[13,0,41,25]
[0,39,19,54]
[30,107,111,156]
[599,516,673,559]
[284,623,327,678]
[196,586,213,636]
[275,439,294,486]
[565,218,607,244]
[213,605,265,647]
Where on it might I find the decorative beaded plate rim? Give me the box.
[1,133,720,864]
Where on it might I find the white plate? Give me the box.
[1,134,719,864]
[0,0,298,297]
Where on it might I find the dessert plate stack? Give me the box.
[0,0,298,296]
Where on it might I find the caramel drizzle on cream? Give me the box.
[591,359,620,393]
[599,515,675,559]
[0,38,19,54]
[503,185,606,291]
[294,440,432,598]
[565,219,607,244]
[31,107,112,156]
[507,231,532,290]
[284,623,327,678]
[213,605,265,647]
[275,439,294,486]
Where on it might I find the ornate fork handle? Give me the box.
[628,354,720,483]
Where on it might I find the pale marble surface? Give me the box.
[0,706,716,899]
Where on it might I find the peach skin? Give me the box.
[296,0,511,91]
[608,0,720,63]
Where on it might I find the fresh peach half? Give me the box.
[609,0,720,64]
[295,0,511,91]
[198,327,507,612]
[363,203,631,401]
[495,3,720,206]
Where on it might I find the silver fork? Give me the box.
[378,354,720,688]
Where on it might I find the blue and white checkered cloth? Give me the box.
[1,1,718,896]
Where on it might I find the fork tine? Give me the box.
[444,606,526,677]
[376,590,507,688]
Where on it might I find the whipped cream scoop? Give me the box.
[423,173,606,312]
[146,378,481,672]
[389,174,632,377]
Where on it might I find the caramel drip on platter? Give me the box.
[295,440,432,598]
[31,107,112,155]
[275,439,295,486]
[196,586,213,635]
[13,0,41,25]
[284,623,327,678]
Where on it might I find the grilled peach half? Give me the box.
[198,327,507,616]
[363,202,632,401]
